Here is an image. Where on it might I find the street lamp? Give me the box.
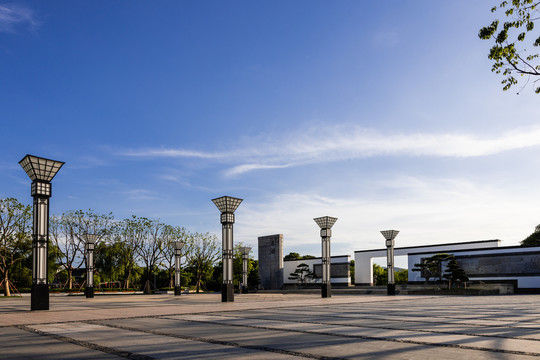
[174,241,183,296]
[381,230,399,296]
[81,234,99,298]
[314,216,338,298]
[212,196,243,302]
[19,154,64,310]
[239,246,251,294]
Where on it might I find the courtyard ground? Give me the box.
[1,292,540,359]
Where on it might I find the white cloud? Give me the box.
[0,4,38,33]
[120,125,540,177]
[233,176,540,259]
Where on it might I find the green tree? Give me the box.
[521,224,540,246]
[50,209,113,289]
[161,226,193,289]
[479,1,540,93]
[373,264,387,286]
[232,243,254,288]
[284,252,316,261]
[284,252,301,261]
[114,217,143,289]
[187,232,220,293]
[395,269,408,285]
[248,259,259,289]
[288,263,317,286]
[412,253,454,283]
[94,240,126,285]
[0,198,32,296]
[443,258,469,287]
[134,218,166,294]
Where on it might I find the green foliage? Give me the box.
[521,224,540,246]
[248,259,259,289]
[0,198,32,296]
[373,265,407,285]
[373,264,387,285]
[443,259,469,286]
[284,252,316,261]
[187,232,220,293]
[479,0,540,93]
[395,269,408,285]
[413,253,468,286]
[349,260,355,285]
[284,252,301,261]
[412,253,454,283]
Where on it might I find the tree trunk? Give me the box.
[125,267,132,289]
[68,268,73,289]
[4,271,10,297]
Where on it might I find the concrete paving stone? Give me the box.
[223,309,540,340]
[3,294,540,359]
[168,313,540,355]
[0,326,123,359]
[30,322,307,360]
[100,315,540,360]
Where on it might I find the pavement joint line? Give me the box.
[85,319,345,360]
[240,307,540,331]
[0,295,437,327]
[157,314,540,358]
[15,324,155,360]
[272,307,540,325]
[199,311,540,343]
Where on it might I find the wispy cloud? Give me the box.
[233,176,540,257]
[119,125,540,177]
[0,4,38,33]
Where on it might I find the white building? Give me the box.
[283,255,351,286]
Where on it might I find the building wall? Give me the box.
[283,255,351,286]
[408,245,540,290]
[354,240,500,285]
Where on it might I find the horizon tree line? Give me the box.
[0,197,258,297]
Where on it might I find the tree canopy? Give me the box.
[479,1,540,93]
[521,224,540,246]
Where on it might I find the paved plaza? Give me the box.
[2,293,540,359]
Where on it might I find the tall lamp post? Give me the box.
[212,196,243,302]
[174,241,183,296]
[19,154,64,311]
[239,246,251,294]
[314,216,338,298]
[381,230,399,296]
[82,234,99,298]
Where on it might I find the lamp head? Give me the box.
[313,216,338,229]
[19,154,64,182]
[212,196,243,214]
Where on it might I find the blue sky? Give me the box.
[2,1,540,262]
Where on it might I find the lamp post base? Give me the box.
[174,286,182,296]
[221,283,234,302]
[85,286,94,298]
[321,283,332,298]
[387,283,396,295]
[31,284,49,311]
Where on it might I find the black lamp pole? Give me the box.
[314,216,337,298]
[381,230,399,296]
[19,154,64,311]
[174,241,183,296]
[240,246,251,293]
[212,196,243,302]
[82,234,98,298]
